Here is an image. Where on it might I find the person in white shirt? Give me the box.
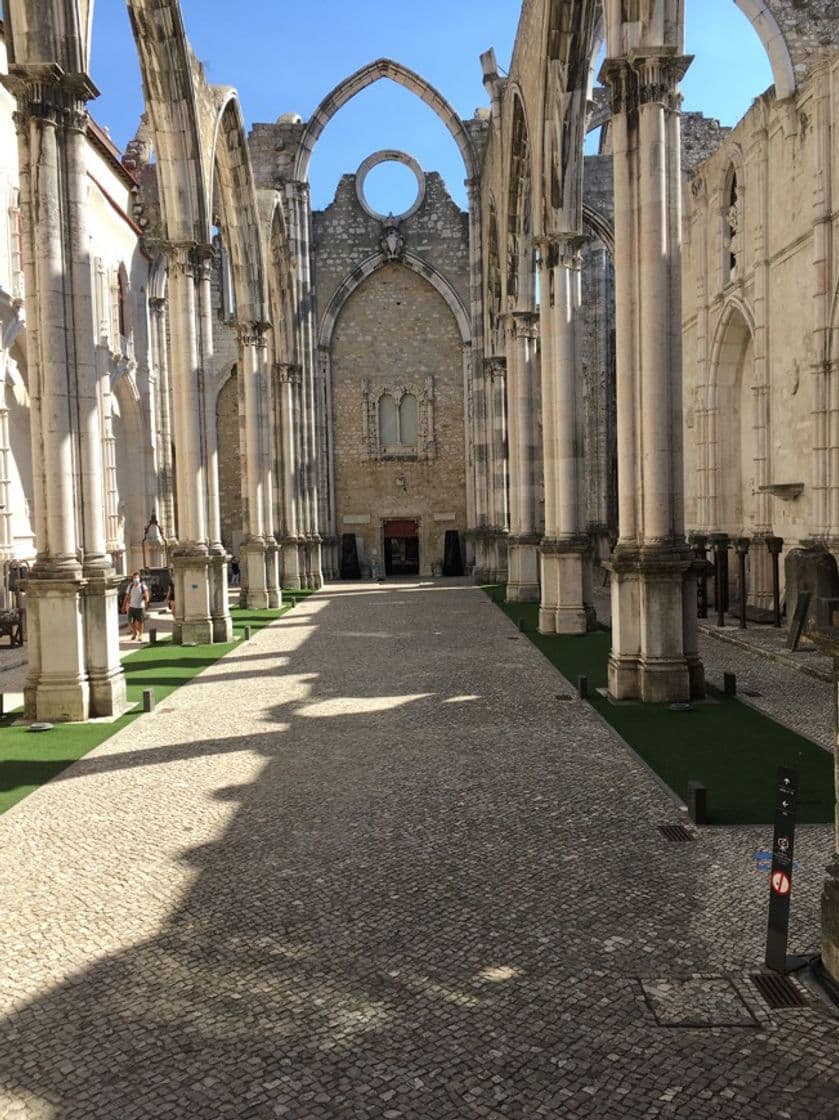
[122,572,150,641]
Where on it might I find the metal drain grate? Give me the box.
[750,972,808,1009]
[741,689,763,698]
[658,824,694,842]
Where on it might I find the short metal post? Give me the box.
[734,536,750,630]
[244,625,252,641]
[577,675,589,700]
[517,617,525,632]
[723,671,737,697]
[149,628,158,645]
[766,535,783,628]
[142,688,155,713]
[710,533,730,627]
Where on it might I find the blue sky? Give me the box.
[90,1,772,211]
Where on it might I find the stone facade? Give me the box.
[314,171,469,577]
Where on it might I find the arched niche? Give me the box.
[708,300,757,536]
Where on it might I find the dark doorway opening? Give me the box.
[384,519,420,576]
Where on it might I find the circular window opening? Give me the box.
[356,151,426,222]
[363,161,419,217]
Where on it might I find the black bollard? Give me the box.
[577,675,589,700]
[518,617,526,632]
[149,628,158,645]
[723,672,737,697]
[244,625,252,641]
[142,688,155,713]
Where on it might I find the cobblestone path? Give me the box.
[0,581,837,1119]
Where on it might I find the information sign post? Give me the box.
[765,767,799,972]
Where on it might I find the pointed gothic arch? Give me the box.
[212,90,267,324]
[707,298,758,534]
[505,91,535,312]
[733,0,795,100]
[318,251,471,349]
[293,58,479,184]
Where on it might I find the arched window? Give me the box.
[378,393,398,447]
[725,169,741,285]
[117,267,128,341]
[399,394,418,446]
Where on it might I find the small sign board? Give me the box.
[765,767,798,972]
[787,592,811,651]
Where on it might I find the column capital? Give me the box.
[276,362,303,385]
[236,321,272,349]
[505,311,540,341]
[4,64,99,129]
[483,356,507,382]
[535,236,585,269]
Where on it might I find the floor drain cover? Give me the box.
[658,824,694,842]
[641,977,758,1027]
[741,689,763,698]
[750,972,808,1009]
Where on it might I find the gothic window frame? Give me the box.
[361,378,436,462]
[722,162,743,288]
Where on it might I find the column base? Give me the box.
[607,543,703,703]
[540,538,594,635]
[282,537,302,590]
[241,539,270,609]
[23,573,91,722]
[209,550,233,642]
[82,572,127,718]
[305,535,324,590]
[822,860,839,985]
[172,551,214,646]
[266,541,281,609]
[507,535,540,602]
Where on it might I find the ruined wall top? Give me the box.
[764,0,839,84]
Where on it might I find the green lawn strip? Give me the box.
[0,604,291,815]
[482,586,834,825]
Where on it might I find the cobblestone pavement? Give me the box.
[0,580,838,1120]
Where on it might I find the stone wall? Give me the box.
[315,166,470,578]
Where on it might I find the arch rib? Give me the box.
[294,59,478,183]
[733,1,795,100]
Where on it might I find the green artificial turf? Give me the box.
[0,605,291,816]
[484,588,835,825]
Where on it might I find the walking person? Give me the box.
[122,571,150,641]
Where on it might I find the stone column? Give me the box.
[539,240,592,635]
[6,71,126,719]
[237,322,270,608]
[277,362,302,589]
[149,296,176,541]
[0,370,14,609]
[288,180,322,589]
[505,312,541,602]
[196,250,231,642]
[487,357,509,583]
[317,345,338,580]
[602,51,703,702]
[166,245,213,645]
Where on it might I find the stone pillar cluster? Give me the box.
[165,244,232,645]
[505,312,541,602]
[6,67,125,720]
[601,48,703,702]
[284,181,323,590]
[538,239,593,635]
